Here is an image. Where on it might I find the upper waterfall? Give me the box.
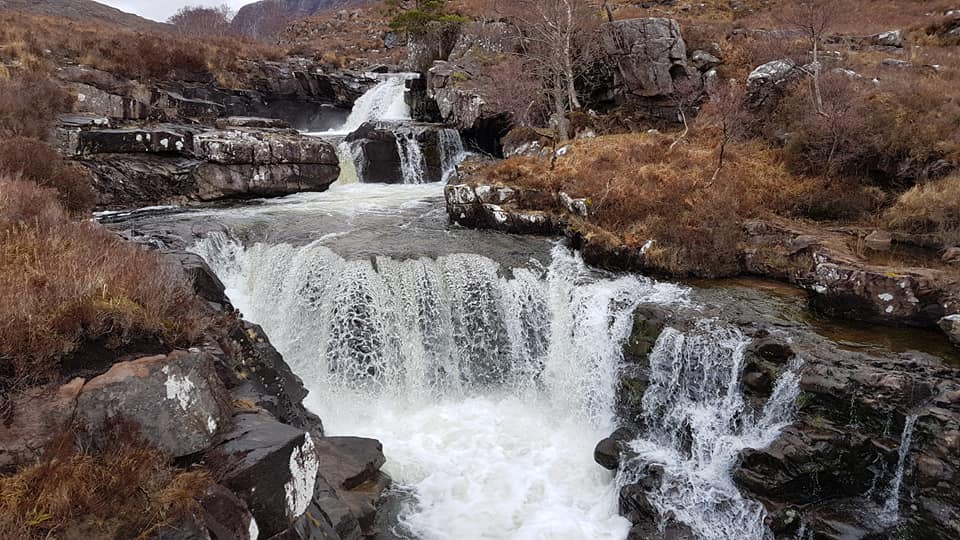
[332,73,417,135]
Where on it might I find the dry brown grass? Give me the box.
[0,137,96,216]
[0,72,72,140]
[0,427,211,539]
[0,179,211,387]
[885,174,960,246]
[0,11,284,85]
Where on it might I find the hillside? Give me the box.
[0,0,166,30]
[232,0,375,39]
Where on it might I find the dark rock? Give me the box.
[75,127,195,156]
[207,410,319,538]
[215,117,293,129]
[75,351,233,458]
[344,122,444,184]
[154,90,225,123]
[200,484,259,540]
[0,377,85,469]
[594,427,635,470]
[313,437,386,490]
[161,251,231,309]
[82,154,202,208]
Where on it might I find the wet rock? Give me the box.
[207,410,321,538]
[81,154,202,208]
[76,351,232,458]
[161,251,231,309]
[314,437,386,491]
[594,427,635,470]
[0,378,85,469]
[215,116,292,129]
[343,122,444,184]
[599,18,689,98]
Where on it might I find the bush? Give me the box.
[885,174,960,246]
[0,137,97,216]
[0,72,72,140]
[0,426,211,539]
[0,179,211,386]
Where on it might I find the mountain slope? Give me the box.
[232,0,374,39]
[0,0,166,30]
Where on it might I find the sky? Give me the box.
[98,0,254,22]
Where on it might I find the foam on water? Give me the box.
[193,236,690,540]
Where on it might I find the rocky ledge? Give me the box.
[58,115,340,207]
[0,248,387,540]
[597,300,960,540]
[445,178,960,347]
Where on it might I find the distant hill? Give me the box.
[232,0,375,39]
[0,0,167,30]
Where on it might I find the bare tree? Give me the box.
[168,4,233,36]
[496,0,600,139]
[466,55,548,127]
[699,79,750,182]
[668,76,703,150]
[777,0,840,115]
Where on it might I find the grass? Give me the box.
[0,426,212,539]
[0,137,96,215]
[0,178,211,387]
[885,174,960,246]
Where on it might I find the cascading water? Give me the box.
[192,234,690,539]
[439,128,466,182]
[335,74,414,135]
[878,413,918,526]
[396,131,427,185]
[621,322,801,540]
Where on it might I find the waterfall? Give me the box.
[396,131,426,185]
[333,139,361,185]
[335,75,414,134]
[622,322,802,540]
[879,413,918,526]
[439,128,466,182]
[192,235,691,539]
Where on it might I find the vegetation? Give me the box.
[0,426,211,539]
[885,175,960,245]
[385,0,467,35]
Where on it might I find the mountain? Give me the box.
[0,0,167,30]
[232,0,374,39]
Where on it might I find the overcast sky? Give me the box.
[98,0,254,22]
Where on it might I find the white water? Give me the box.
[879,413,918,526]
[622,322,801,540]
[396,131,427,185]
[439,128,467,182]
[193,234,691,540]
[333,75,414,135]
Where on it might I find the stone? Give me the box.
[199,484,259,540]
[864,230,893,251]
[75,352,231,458]
[882,58,912,68]
[215,116,292,129]
[690,50,721,71]
[77,127,195,156]
[0,378,85,468]
[71,82,150,120]
[313,437,386,490]
[154,90,224,123]
[207,410,320,538]
[873,29,903,47]
[344,123,444,183]
[594,427,635,470]
[600,18,689,98]
[747,60,798,104]
[162,251,231,308]
[939,314,960,346]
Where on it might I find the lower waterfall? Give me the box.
[193,235,689,539]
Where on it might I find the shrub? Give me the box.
[885,174,960,245]
[0,179,211,386]
[0,427,211,539]
[0,72,72,140]
[0,137,97,216]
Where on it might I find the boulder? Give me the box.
[690,50,721,71]
[314,437,386,490]
[939,315,960,346]
[344,123,444,184]
[599,18,689,98]
[199,484,259,540]
[594,427,635,470]
[864,229,893,251]
[746,60,799,105]
[0,378,85,469]
[194,129,337,166]
[206,410,322,538]
[71,82,150,121]
[81,154,203,208]
[75,351,232,458]
[215,116,292,129]
[75,127,196,156]
[427,61,486,130]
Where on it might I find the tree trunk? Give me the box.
[812,38,824,115]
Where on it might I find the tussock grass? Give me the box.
[885,174,960,246]
[0,427,212,539]
[0,179,211,387]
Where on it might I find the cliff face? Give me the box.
[231,0,374,39]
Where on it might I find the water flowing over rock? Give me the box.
[617,321,801,540]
